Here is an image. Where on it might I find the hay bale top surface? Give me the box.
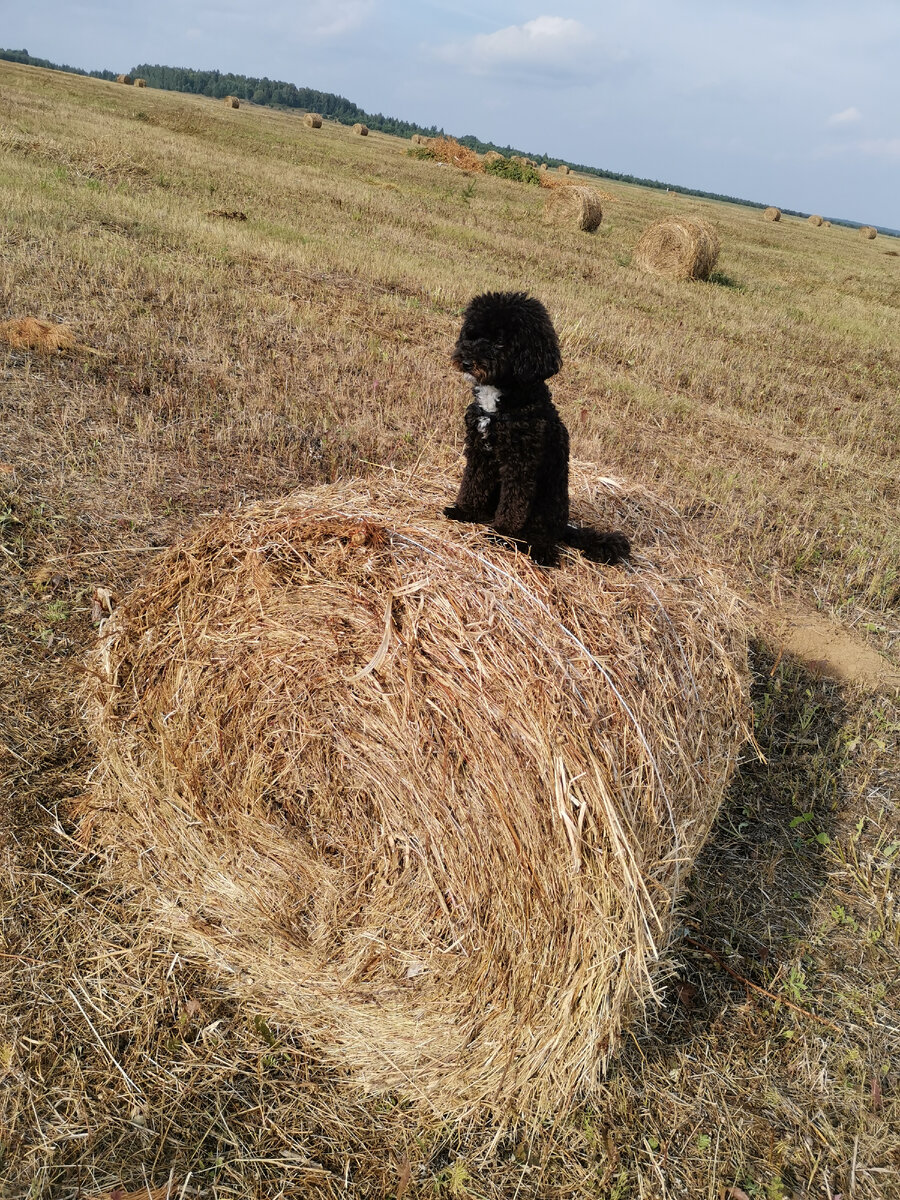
[84,467,749,1117]
[763,206,781,222]
[351,123,368,136]
[633,216,720,281]
[0,316,77,353]
[304,112,323,127]
[808,214,824,226]
[543,185,603,232]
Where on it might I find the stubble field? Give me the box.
[1,59,898,1199]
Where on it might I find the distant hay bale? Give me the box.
[82,468,749,1119]
[634,217,720,281]
[482,151,505,165]
[824,221,832,228]
[116,74,133,85]
[223,96,240,109]
[557,164,571,174]
[539,162,549,172]
[808,214,824,227]
[134,78,147,88]
[0,316,77,353]
[304,113,323,128]
[410,134,431,145]
[763,207,781,222]
[351,123,368,136]
[543,185,603,232]
[860,225,877,239]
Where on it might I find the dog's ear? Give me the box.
[505,294,561,382]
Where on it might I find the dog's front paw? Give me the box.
[443,505,469,522]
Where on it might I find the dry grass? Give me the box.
[0,315,77,352]
[81,469,748,1120]
[764,206,781,222]
[417,136,483,172]
[543,185,603,232]
[204,208,248,220]
[633,216,721,281]
[1,57,899,1199]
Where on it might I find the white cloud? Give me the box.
[437,15,598,79]
[857,137,900,160]
[826,106,862,126]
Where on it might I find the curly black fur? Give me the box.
[444,291,630,568]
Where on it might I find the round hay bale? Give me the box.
[116,74,133,85]
[557,164,571,174]
[351,123,368,136]
[543,185,603,232]
[808,214,824,226]
[223,95,240,109]
[633,217,720,281]
[304,112,323,128]
[860,225,876,239]
[411,134,431,146]
[824,220,832,228]
[482,150,505,165]
[763,206,780,222]
[539,162,548,172]
[134,78,147,88]
[82,468,749,1118]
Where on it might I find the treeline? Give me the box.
[2,48,894,230]
[130,64,444,140]
[0,47,115,80]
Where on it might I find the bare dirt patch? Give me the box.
[757,598,900,691]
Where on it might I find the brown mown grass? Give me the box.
[1,57,899,1199]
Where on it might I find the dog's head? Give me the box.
[451,291,561,387]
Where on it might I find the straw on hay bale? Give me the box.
[763,206,781,222]
[633,217,720,282]
[223,96,240,108]
[543,185,603,232]
[808,214,824,227]
[82,468,749,1117]
[860,225,876,239]
[134,78,147,88]
[351,123,369,136]
[557,164,571,174]
[116,74,132,85]
[304,113,323,128]
[0,316,77,353]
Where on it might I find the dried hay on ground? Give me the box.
[116,74,132,85]
[0,316,77,353]
[808,214,824,227]
[82,467,749,1120]
[223,95,240,109]
[133,78,146,88]
[543,185,603,232]
[420,137,483,172]
[352,123,369,136]
[763,206,781,222]
[860,225,877,239]
[633,217,720,281]
[204,209,247,221]
[304,112,323,128]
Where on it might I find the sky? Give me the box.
[4,1,899,228]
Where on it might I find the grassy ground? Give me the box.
[1,60,898,1199]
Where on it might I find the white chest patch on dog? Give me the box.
[474,384,501,413]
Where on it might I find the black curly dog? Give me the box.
[444,291,630,568]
